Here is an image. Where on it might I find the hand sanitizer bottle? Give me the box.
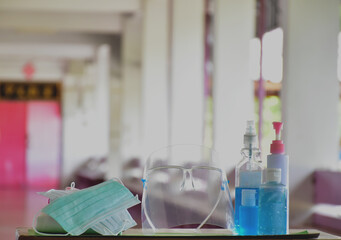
[258,168,287,235]
[267,122,288,187]
[267,122,289,232]
[235,120,263,235]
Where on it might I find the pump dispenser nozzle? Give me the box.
[270,122,285,154]
[243,120,257,148]
[273,122,282,140]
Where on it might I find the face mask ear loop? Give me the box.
[97,218,128,236]
[179,170,187,191]
[189,169,196,190]
[32,211,69,236]
[142,182,157,231]
[112,177,125,186]
[225,180,235,217]
[118,220,128,235]
[196,190,223,230]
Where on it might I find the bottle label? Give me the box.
[241,189,256,206]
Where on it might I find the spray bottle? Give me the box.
[235,120,263,235]
[267,122,289,232]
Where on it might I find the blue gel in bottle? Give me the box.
[235,187,260,234]
[258,168,287,235]
[237,188,258,235]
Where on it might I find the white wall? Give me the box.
[280,0,340,226]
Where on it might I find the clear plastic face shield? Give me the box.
[141,145,234,232]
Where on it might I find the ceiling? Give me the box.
[0,0,141,34]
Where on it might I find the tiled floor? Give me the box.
[0,188,48,240]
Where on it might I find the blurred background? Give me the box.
[0,0,341,239]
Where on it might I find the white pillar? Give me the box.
[107,77,122,179]
[213,0,255,172]
[170,0,205,145]
[280,0,339,226]
[96,45,110,157]
[141,0,170,158]
[121,15,143,161]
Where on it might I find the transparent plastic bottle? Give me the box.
[235,121,263,235]
[258,168,287,235]
[267,122,289,233]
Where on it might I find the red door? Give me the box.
[0,101,61,189]
[0,102,27,188]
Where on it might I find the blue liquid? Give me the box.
[235,187,259,235]
[258,183,287,235]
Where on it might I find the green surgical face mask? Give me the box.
[41,179,140,236]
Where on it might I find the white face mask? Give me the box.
[34,209,137,236]
[91,210,137,235]
[37,182,79,204]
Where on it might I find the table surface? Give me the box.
[16,228,341,240]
